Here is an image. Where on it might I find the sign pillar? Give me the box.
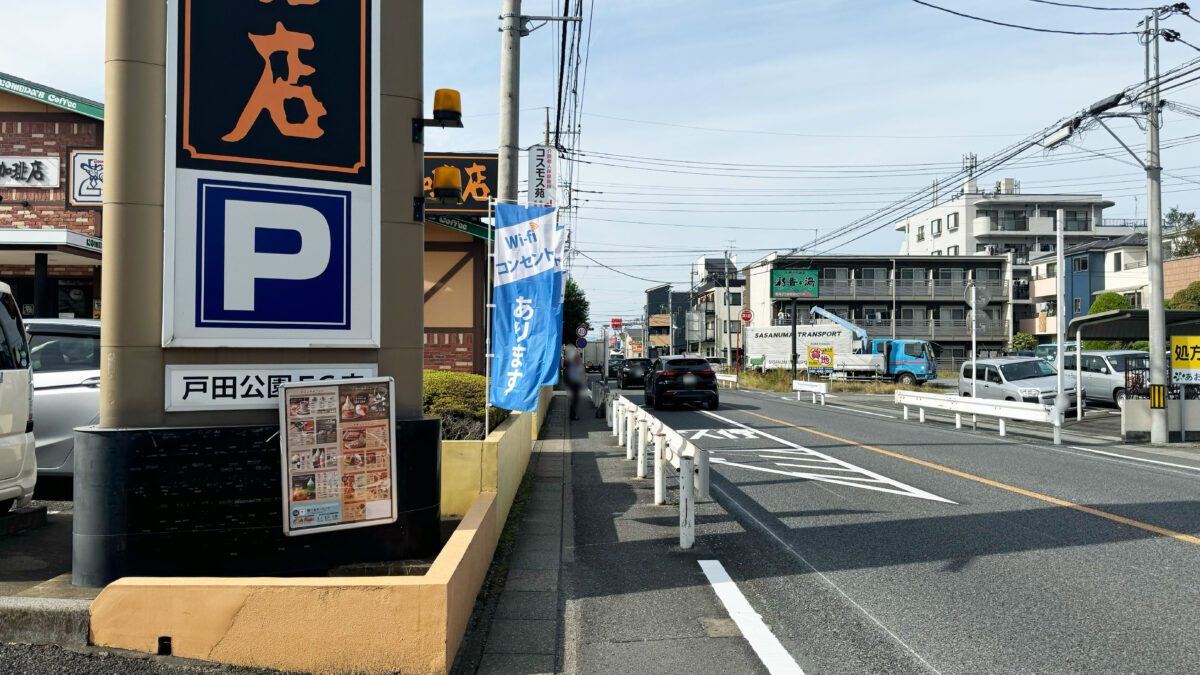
[77,0,436,587]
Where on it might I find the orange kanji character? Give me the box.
[223,21,327,142]
[463,163,492,202]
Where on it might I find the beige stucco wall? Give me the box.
[424,250,475,328]
[90,491,499,675]
[1165,254,1200,299]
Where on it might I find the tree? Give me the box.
[1166,207,1199,258]
[1083,292,1131,349]
[562,278,590,346]
[1009,332,1037,352]
[1168,280,1200,311]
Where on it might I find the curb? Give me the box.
[0,596,91,649]
[0,505,47,537]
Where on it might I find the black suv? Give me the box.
[618,358,651,389]
[644,356,718,410]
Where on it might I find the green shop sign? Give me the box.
[0,73,104,121]
[427,214,491,241]
[770,269,818,298]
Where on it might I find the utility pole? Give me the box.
[1145,10,1168,444]
[1055,208,1066,415]
[497,1,580,203]
[667,288,674,356]
[724,248,732,370]
[498,0,521,202]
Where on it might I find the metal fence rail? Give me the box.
[608,395,710,549]
[895,389,1064,444]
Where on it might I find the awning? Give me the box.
[1066,309,1200,340]
[0,229,102,266]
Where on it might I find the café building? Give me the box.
[0,71,103,319]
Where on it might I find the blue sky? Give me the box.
[5,1,1197,324]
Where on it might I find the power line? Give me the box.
[1025,0,1160,10]
[912,0,1143,35]
[575,250,676,284]
[581,111,1026,140]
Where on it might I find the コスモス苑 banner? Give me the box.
[490,203,560,412]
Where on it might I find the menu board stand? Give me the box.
[278,377,398,536]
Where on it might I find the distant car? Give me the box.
[1035,342,1078,362]
[0,283,35,514]
[958,356,1078,405]
[705,357,727,374]
[1062,350,1148,408]
[26,319,100,479]
[619,358,651,389]
[644,356,718,411]
[606,357,624,378]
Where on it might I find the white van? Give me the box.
[0,283,35,514]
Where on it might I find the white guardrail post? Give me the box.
[614,399,623,442]
[625,407,636,460]
[653,432,666,505]
[793,380,828,405]
[636,414,648,478]
[679,454,695,550]
[694,444,710,501]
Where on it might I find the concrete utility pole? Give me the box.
[498,0,521,202]
[724,249,732,370]
[1145,11,1168,443]
[497,1,580,203]
[1055,207,1066,414]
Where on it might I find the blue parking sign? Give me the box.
[195,179,351,330]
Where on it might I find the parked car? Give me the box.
[618,358,651,389]
[1035,342,1078,362]
[958,356,1079,405]
[0,283,35,514]
[26,319,100,479]
[1061,350,1148,408]
[705,357,727,374]
[644,356,718,410]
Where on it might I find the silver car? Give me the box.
[1062,350,1148,408]
[26,319,100,478]
[958,357,1078,405]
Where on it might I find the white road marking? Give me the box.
[1069,446,1200,472]
[702,410,954,504]
[833,405,896,419]
[698,560,805,675]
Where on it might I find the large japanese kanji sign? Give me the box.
[163,0,380,348]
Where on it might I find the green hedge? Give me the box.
[423,370,510,441]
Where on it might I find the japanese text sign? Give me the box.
[163,0,380,348]
[807,346,834,375]
[278,376,397,536]
[771,269,819,299]
[1171,335,1200,384]
[0,157,59,188]
[165,364,378,411]
[489,203,561,412]
[527,145,555,208]
[423,154,497,215]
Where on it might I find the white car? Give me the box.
[26,318,101,478]
[0,282,36,514]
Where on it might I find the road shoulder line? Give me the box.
[698,560,805,675]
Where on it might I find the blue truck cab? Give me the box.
[871,338,937,383]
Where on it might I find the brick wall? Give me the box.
[1165,255,1200,299]
[423,331,475,373]
[0,116,102,234]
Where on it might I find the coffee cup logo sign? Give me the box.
[162,0,380,349]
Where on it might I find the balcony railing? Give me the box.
[1124,259,1148,270]
[1103,218,1147,228]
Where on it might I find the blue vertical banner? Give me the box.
[490,204,561,412]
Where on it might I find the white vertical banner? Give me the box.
[528,144,556,208]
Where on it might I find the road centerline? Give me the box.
[737,409,1200,547]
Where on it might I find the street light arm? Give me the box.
[1092,117,1149,169]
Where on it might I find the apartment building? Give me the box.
[1025,234,1149,340]
[684,256,743,362]
[744,252,1012,368]
[645,283,689,357]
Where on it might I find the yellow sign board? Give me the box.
[807,346,834,374]
[1171,335,1200,384]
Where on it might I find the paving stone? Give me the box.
[495,590,558,620]
[504,568,559,592]
[483,619,557,655]
[477,652,556,674]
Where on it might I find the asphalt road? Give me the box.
[613,383,1200,674]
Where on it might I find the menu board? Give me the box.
[278,377,397,536]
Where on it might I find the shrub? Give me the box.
[1009,332,1037,352]
[423,370,509,441]
[1168,281,1200,310]
[1084,293,1131,349]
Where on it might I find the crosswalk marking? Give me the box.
[701,411,954,504]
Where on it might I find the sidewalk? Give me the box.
[462,390,766,674]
